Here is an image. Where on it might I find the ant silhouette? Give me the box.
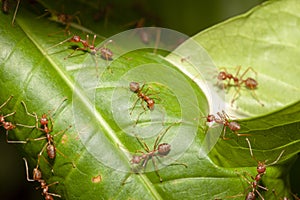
[0,96,26,143]
[129,122,187,182]
[205,111,250,140]
[23,157,61,200]
[217,66,264,107]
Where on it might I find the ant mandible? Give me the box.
[217,66,264,107]
[23,157,61,200]
[130,122,187,182]
[205,111,250,140]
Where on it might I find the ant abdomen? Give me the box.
[157,143,171,156]
[100,48,113,60]
[244,77,258,89]
[228,121,240,131]
[217,71,227,80]
[129,82,140,93]
[131,155,142,164]
[47,145,56,159]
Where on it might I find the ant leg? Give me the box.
[222,126,230,140]
[46,37,73,51]
[130,98,141,115]
[156,156,188,168]
[250,90,265,107]
[2,111,16,118]
[47,192,61,198]
[6,129,27,144]
[135,134,150,152]
[134,110,147,125]
[151,157,163,182]
[23,157,35,182]
[50,97,68,119]
[234,66,242,79]
[235,131,251,138]
[0,95,13,109]
[255,190,265,200]
[239,67,257,81]
[35,143,49,169]
[11,0,20,26]
[266,150,285,166]
[55,148,76,168]
[16,101,38,128]
[230,85,242,107]
[153,122,180,149]
[64,47,88,59]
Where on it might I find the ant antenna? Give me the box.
[11,0,20,26]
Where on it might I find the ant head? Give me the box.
[3,122,15,130]
[257,161,266,174]
[40,114,49,126]
[33,168,42,181]
[70,35,81,43]
[157,143,171,156]
[217,71,227,80]
[245,77,258,89]
[129,82,140,92]
[130,155,142,164]
[228,121,240,131]
[206,114,215,122]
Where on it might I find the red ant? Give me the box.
[217,66,264,107]
[237,138,285,200]
[47,35,113,76]
[23,157,61,200]
[205,111,250,140]
[129,82,156,124]
[0,96,26,143]
[129,123,187,182]
[17,100,75,169]
[246,138,285,177]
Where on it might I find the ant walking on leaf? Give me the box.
[216,66,264,107]
[125,122,187,183]
[17,99,75,170]
[46,34,113,77]
[129,81,160,125]
[236,138,285,200]
[205,110,250,140]
[23,157,61,200]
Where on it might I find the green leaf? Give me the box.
[1,0,300,200]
